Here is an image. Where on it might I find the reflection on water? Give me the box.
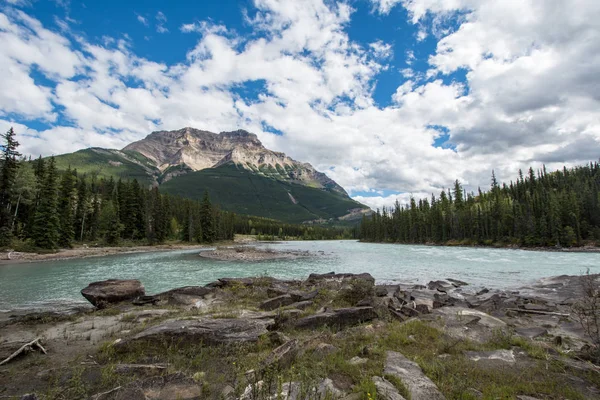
[0,241,597,312]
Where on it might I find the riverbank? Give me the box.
[361,239,600,253]
[0,272,598,399]
[0,236,263,265]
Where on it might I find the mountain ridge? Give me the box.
[123,127,347,196]
[51,127,369,224]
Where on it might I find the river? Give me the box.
[0,241,598,312]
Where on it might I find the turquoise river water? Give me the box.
[0,241,598,312]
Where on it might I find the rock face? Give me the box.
[384,351,446,400]
[81,279,145,308]
[123,127,347,195]
[116,318,272,348]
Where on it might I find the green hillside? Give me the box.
[50,149,368,223]
[160,163,367,223]
[52,148,158,186]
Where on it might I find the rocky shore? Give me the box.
[0,273,598,399]
[0,243,213,265]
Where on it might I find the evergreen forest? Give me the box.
[360,163,600,247]
[0,128,355,250]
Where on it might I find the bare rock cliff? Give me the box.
[123,127,347,195]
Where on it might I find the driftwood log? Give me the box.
[0,338,47,366]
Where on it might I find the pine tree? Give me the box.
[199,191,216,243]
[32,157,60,249]
[0,127,21,245]
[58,167,77,247]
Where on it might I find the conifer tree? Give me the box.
[0,128,21,245]
[58,167,77,247]
[32,157,60,249]
[199,191,215,243]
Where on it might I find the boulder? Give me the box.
[314,343,339,358]
[384,351,446,400]
[116,317,272,349]
[375,286,389,297]
[515,327,548,339]
[373,376,407,400]
[446,278,468,287]
[427,280,454,293]
[261,340,299,371]
[294,307,378,330]
[260,294,296,311]
[81,279,145,309]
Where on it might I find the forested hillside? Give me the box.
[360,163,600,247]
[0,129,356,250]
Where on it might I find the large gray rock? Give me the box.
[261,339,299,371]
[294,307,378,330]
[134,286,214,308]
[116,317,271,349]
[260,294,296,311]
[384,351,445,400]
[373,376,407,400]
[81,279,145,309]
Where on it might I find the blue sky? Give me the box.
[1,0,599,209]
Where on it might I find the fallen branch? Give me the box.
[506,308,570,317]
[0,338,46,366]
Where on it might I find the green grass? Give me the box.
[160,163,367,223]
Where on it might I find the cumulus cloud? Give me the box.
[0,0,599,211]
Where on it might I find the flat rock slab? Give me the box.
[81,279,145,309]
[294,307,378,330]
[260,294,296,311]
[116,317,272,349]
[465,349,516,363]
[425,307,507,343]
[384,351,446,400]
[373,376,407,400]
[515,327,548,339]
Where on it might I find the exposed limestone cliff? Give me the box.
[123,127,347,195]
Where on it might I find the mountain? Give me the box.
[52,128,369,223]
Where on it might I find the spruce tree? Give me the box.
[58,167,77,247]
[199,191,216,243]
[32,157,60,249]
[0,127,21,245]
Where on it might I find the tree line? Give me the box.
[0,128,355,250]
[361,162,600,247]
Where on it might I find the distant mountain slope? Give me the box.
[53,148,159,186]
[159,163,367,223]
[50,128,369,223]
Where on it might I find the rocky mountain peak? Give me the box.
[123,127,347,195]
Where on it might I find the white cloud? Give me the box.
[155,11,168,33]
[136,14,148,26]
[0,0,599,207]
